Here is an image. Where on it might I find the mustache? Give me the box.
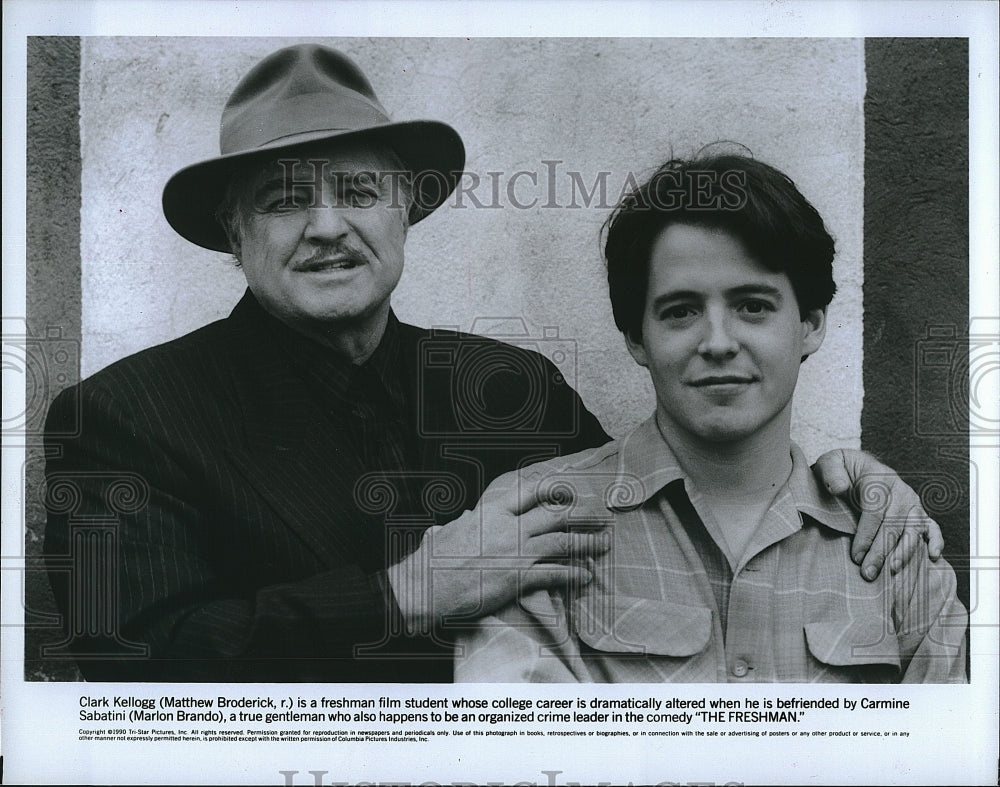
[298,242,369,268]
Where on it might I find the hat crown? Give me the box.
[163,43,465,253]
[220,44,391,155]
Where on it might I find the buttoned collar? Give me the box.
[242,289,404,409]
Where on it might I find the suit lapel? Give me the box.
[219,293,383,569]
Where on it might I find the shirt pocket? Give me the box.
[574,595,712,657]
[803,617,901,681]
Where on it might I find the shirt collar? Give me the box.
[783,443,857,535]
[365,309,402,388]
[608,415,687,509]
[244,289,403,403]
[610,414,857,535]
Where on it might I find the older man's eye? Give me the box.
[341,183,381,207]
[256,188,311,213]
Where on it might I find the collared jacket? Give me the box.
[455,417,968,683]
[43,291,608,682]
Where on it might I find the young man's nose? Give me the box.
[697,310,740,358]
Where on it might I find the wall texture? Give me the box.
[863,38,970,611]
[24,36,83,681]
[78,37,866,454]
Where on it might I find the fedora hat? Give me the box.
[162,44,465,253]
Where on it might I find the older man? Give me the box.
[44,44,941,682]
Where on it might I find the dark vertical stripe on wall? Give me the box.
[863,39,969,612]
[26,36,83,680]
[27,36,82,365]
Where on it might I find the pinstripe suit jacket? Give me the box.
[43,291,608,682]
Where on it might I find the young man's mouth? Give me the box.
[688,375,757,388]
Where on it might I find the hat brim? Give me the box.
[162,120,465,253]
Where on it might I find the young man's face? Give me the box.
[627,223,826,446]
[235,144,408,334]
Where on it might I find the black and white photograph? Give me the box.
[3,2,997,785]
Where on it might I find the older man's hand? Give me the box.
[388,470,610,633]
[812,448,945,581]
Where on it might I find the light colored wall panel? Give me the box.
[80,37,865,456]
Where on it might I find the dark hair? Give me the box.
[603,152,837,342]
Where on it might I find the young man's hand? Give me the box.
[388,470,610,632]
[812,449,945,581]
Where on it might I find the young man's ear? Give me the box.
[800,307,827,361]
[625,331,649,368]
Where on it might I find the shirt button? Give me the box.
[732,659,750,678]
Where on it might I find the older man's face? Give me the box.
[235,144,408,336]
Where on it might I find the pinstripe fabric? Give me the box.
[43,290,608,682]
[455,417,968,683]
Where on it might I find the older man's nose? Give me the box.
[304,199,351,241]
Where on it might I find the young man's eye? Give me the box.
[660,305,698,321]
[738,299,774,315]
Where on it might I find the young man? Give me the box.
[455,154,968,683]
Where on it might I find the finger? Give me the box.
[524,529,611,560]
[818,450,901,514]
[886,524,922,574]
[813,449,852,496]
[880,479,945,561]
[881,474,924,523]
[923,511,945,561]
[841,448,891,477]
[859,517,903,582]
[516,496,604,538]
[851,509,879,566]
[518,563,594,596]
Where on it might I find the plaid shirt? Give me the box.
[455,417,968,683]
